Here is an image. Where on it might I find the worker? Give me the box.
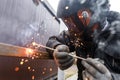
[46,0,120,80]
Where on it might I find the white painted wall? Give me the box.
[110,0,120,12]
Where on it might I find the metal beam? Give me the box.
[0,43,50,59]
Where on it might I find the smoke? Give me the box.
[78,0,87,4]
[0,18,38,46]
[89,0,109,28]
[16,23,39,46]
[96,20,120,58]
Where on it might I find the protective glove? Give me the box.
[53,45,75,70]
[82,58,112,80]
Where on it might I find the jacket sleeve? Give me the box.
[95,11,120,58]
[111,73,120,80]
[107,11,120,23]
[94,11,120,76]
[46,30,74,58]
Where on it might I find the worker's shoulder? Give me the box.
[107,11,120,23]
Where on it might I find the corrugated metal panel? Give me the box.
[0,0,60,47]
[0,0,59,80]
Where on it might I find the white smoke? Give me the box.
[89,0,108,27]
[78,0,87,4]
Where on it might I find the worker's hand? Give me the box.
[53,45,75,70]
[82,58,112,80]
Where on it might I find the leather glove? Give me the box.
[82,58,112,80]
[53,45,75,70]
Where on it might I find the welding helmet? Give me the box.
[57,0,110,36]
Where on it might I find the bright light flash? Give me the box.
[65,6,69,9]
[32,42,37,46]
[26,48,34,57]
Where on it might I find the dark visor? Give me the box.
[62,9,101,34]
[62,10,91,33]
[62,15,84,33]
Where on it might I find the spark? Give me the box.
[74,34,77,36]
[20,61,24,65]
[79,15,83,18]
[50,68,53,71]
[42,72,45,74]
[81,43,83,45]
[32,37,34,40]
[37,33,40,36]
[39,53,42,56]
[65,6,69,10]
[25,59,28,62]
[21,59,24,61]
[15,67,19,72]
[44,68,47,70]
[32,75,35,80]
[28,67,31,70]
[26,48,34,57]
[32,57,35,59]
[32,69,35,72]
[64,19,67,22]
[32,42,37,46]
[35,56,39,58]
